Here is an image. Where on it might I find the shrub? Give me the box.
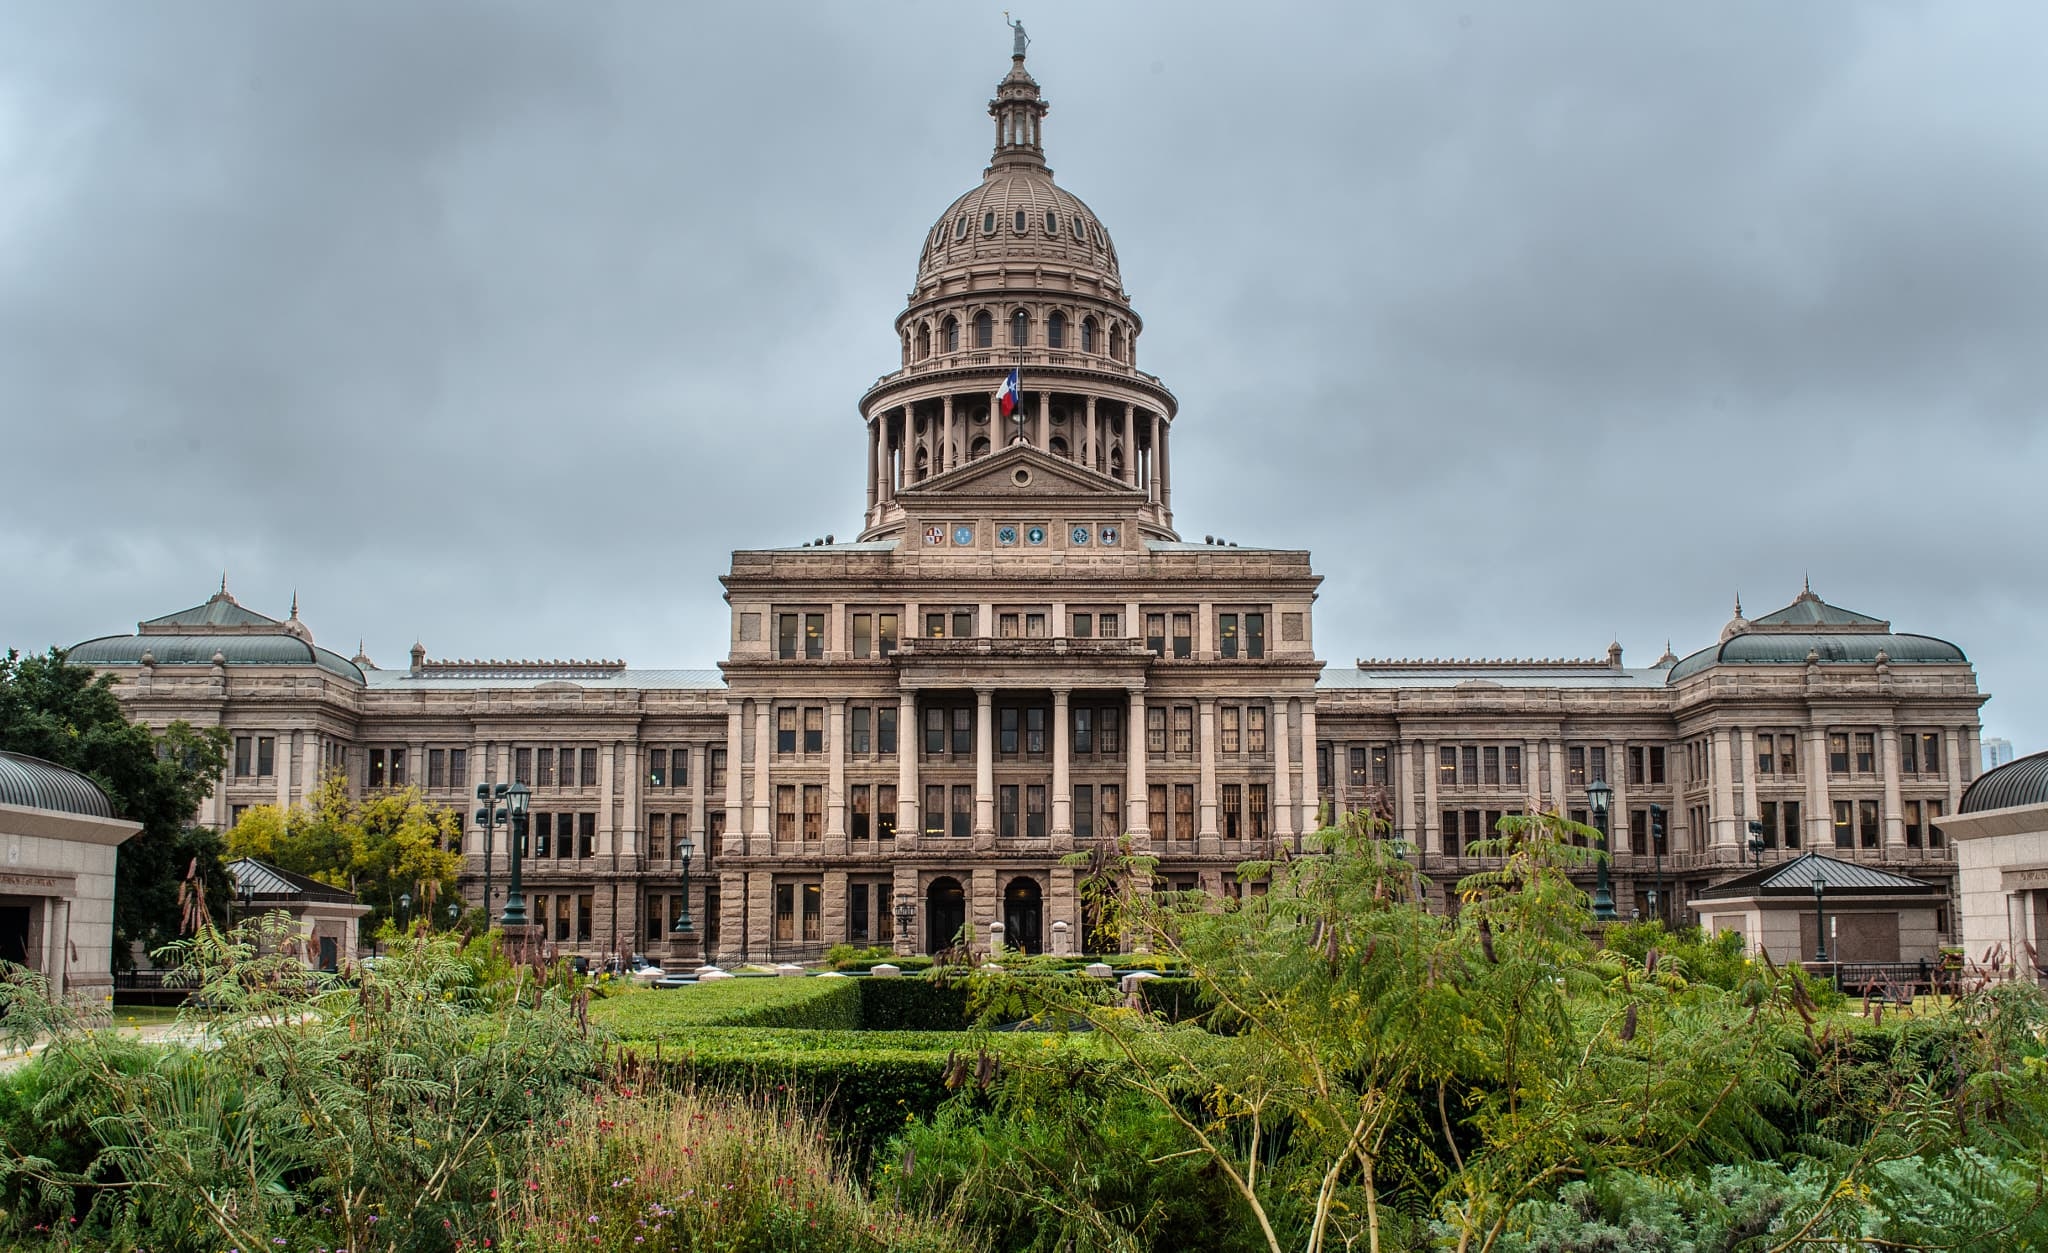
[827,943,935,972]
[593,973,862,1032]
[859,975,972,1030]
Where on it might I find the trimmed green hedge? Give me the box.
[858,976,972,1030]
[591,975,861,1034]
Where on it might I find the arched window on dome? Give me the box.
[1074,218,1087,242]
[917,321,932,362]
[1045,210,1057,234]
[1110,324,1126,363]
[983,211,996,235]
[1050,435,1070,459]
[955,215,969,240]
[973,311,993,349]
[1010,309,1028,347]
[901,330,911,368]
[1013,209,1027,233]
[1109,443,1125,479]
[970,435,991,459]
[1047,312,1066,349]
[1081,317,1098,353]
[943,316,959,353]
[914,447,929,483]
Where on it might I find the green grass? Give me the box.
[592,974,863,1033]
[104,1005,184,1030]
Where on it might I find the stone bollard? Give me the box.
[870,963,902,978]
[775,963,806,977]
[1051,919,1069,957]
[1082,962,1114,979]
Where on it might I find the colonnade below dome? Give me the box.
[863,388,1172,529]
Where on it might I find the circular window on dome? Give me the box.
[983,211,996,234]
[1014,209,1027,233]
[1045,210,1057,234]
[955,215,968,240]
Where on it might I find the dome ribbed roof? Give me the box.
[918,173,1120,288]
[67,633,366,683]
[0,751,114,818]
[1668,631,1967,683]
[1960,750,2048,814]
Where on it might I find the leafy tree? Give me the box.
[0,648,229,965]
[225,772,461,931]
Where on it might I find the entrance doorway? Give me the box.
[0,905,29,967]
[926,877,966,956]
[1003,876,1043,954]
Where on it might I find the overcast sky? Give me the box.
[2,3,2043,753]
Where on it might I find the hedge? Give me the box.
[858,976,972,1031]
[591,975,861,1034]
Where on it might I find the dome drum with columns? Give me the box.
[860,48,1178,541]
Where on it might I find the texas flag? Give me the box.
[995,368,1021,418]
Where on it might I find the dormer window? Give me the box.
[1045,210,1057,233]
[954,215,968,240]
[1074,219,1087,242]
[983,211,996,234]
[1014,209,1027,233]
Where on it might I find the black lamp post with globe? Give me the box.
[1587,779,1617,923]
[499,782,532,935]
[668,833,703,966]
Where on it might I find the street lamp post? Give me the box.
[474,782,510,922]
[1747,820,1767,866]
[1645,887,1658,925]
[893,893,917,956]
[500,782,531,931]
[1650,804,1667,927]
[670,834,696,936]
[398,891,412,932]
[1587,778,1616,922]
[447,901,460,929]
[1812,871,1829,963]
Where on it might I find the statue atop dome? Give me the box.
[1006,14,1029,59]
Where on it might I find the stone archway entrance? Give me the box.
[1003,876,1043,955]
[0,903,28,966]
[926,877,966,956]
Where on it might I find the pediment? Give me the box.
[897,444,1142,501]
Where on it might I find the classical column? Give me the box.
[603,741,622,860]
[1398,739,1418,851]
[1051,687,1073,849]
[1805,726,1831,849]
[1158,417,1172,512]
[826,698,848,850]
[723,704,745,857]
[277,733,294,810]
[689,744,709,851]
[942,394,956,473]
[1273,698,1295,841]
[1300,702,1319,834]
[1610,738,1630,869]
[1197,698,1219,847]
[1524,738,1543,818]
[974,687,996,846]
[1710,730,1736,850]
[1881,727,1905,847]
[1738,728,1758,845]
[866,416,880,512]
[1126,687,1150,845]
[1083,395,1097,472]
[1422,739,1439,855]
[1946,728,1966,814]
[1147,411,1161,504]
[751,700,772,841]
[1122,405,1138,486]
[1036,391,1050,451]
[896,691,920,851]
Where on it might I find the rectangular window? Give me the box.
[804,613,825,659]
[925,707,946,755]
[877,613,898,657]
[1172,613,1193,659]
[429,748,447,788]
[257,736,275,777]
[387,747,406,786]
[777,614,800,660]
[1462,745,1479,787]
[648,894,666,941]
[648,813,667,859]
[1774,739,1792,777]
[849,883,870,943]
[1073,707,1093,755]
[235,736,252,778]
[1630,808,1648,856]
[1829,733,1850,775]
[1755,735,1774,775]
[999,612,1020,638]
[369,748,386,788]
[802,884,821,942]
[775,883,795,942]
[1173,783,1195,842]
[1629,746,1646,786]
[999,784,1020,838]
[1442,809,1461,857]
[1026,613,1046,638]
[802,785,823,843]
[876,786,896,839]
[1921,732,1941,776]
[952,707,973,755]
[952,785,973,839]
[1101,707,1122,755]
[1858,798,1880,848]
[558,745,577,788]
[648,749,667,789]
[803,707,823,754]
[1025,706,1046,754]
[778,707,797,755]
[1505,746,1523,787]
[1172,706,1193,755]
[1026,784,1047,837]
[1248,783,1269,840]
[1590,746,1606,784]
[1071,612,1093,638]
[1248,706,1267,754]
[1000,707,1020,754]
[1904,799,1922,847]
[1927,799,1945,848]
[1101,784,1121,836]
[1833,799,1853,847]
[1783,800,1801,849]
[1074,784,1094,839]
[1484,746,1501,786]
[710,748,727,790]
[776,785,797,841]
[850,785,870,840]
[1099,612,1120,639]
[1147,706,1167,754]
[924,784,946,838]
[537,747,555,787]
[579,812,594,858]
[1221,706,1241,754]
[1758,800,1779,848]
[1568,746,1586,787]
[927,612,946,639]
[586,747,602,786]
[1148,784,1167,836]
[1222,783,1242,840]
[1218,613,1239,658]
[1146,612,1166,657]
[1246,613,1265,659]
[534,814,552,859]
[1372,745,1390,787]
[514,747,533,785]
[952,610,974,639]
[1900,733,1918,774]
[853,613,872,658]
[1855,733,1875,775]
[1439,746,1457,789]
[451,748,467,789]
[850,707,871,754]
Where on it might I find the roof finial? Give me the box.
[1803,572,1814,598]
[219,571,228,595]
[289,589,299,619]
[1733,592,1742,618]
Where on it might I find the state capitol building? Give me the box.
[67,44,1987,963]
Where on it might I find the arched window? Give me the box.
[973,311,993,349]
[1081,317,1098,353]
[1049,436,1070,459]
[970,435,991,459]
[954,214,968,240]
[983,211,996,235]
[901,331,911,367]
[1047,311,1066,348]
[1010,309,1028,347]
[917,321,932,362]
[914,448,929,482]
[1045,210,1057,234]
[943,316,959,353]
[1109,445,1125,478]
[1110,324,1126,362]
[1013,209,1027,233]
[1074,218,1087,242]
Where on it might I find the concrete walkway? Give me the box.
[0,1021,211,1073]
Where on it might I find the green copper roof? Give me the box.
[66,633,366,683]
[1667,631,1966,683]
[1748,592,1887,628]
[0,751,115,818]
[140,590,281,630]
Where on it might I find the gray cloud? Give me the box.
[1,1,2041,749]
